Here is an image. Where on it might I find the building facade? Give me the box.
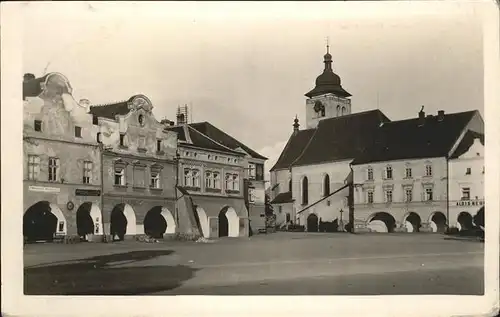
[89,95,179,240]
[166,116,268,238]
[23,72,103,242]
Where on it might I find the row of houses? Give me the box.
[22,72,267,242]
[269,47,484,233]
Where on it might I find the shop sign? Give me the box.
[28,186,60,193]
[75,189,101,196]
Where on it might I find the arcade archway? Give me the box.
[76,203,103,239]
[23,202,66,242]
[457,212,473,231]
[219,206,239,237]
[110,203,136,241]
[403,212,422,232]
[143,206,176,238]
[367,212,396,233]
[307,213,319,232]
[429,211,447,233]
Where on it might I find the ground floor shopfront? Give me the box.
[23,182,102,242]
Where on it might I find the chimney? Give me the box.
[437,110,445,122]
[418,106,425,127]
[23,73,36,82]
[293,115,300,135]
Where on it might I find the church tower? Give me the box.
[305,43,352,129]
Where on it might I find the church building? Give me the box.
[269,45,484,233]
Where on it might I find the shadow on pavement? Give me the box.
[25,250,198,295]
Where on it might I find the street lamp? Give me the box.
[339,209,344,232]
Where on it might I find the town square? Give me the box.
[2,1,499,317]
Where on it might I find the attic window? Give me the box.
[119,134,125,147]
[466,167,471,175]
[75,126,82,138]
[476,152,480,157]
[34,120,42,132]
[157,139,162,152]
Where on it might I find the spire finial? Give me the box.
[326,36,330,54]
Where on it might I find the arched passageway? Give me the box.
[429,212,447,233]
[143,206,176,238]
[367,212,396,233]
[404,212,422,233]
[473,207,484,229]
[77,203,94,239]
[110,203,136,241]
[218,206,239,237]
[23,202,66,242]
[195,207,209,238]
[307,213,319,232]
[457,212,474,231]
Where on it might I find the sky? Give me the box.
[21,2,485,180]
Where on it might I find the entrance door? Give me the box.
[307,214,319,232]
[219,211,229,237]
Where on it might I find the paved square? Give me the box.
[24,233,484,295]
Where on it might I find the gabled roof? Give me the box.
[449,130,484,159]
[270,129,316,171]
[189,121,267,160]
[293,110,391,166]
[351,110,477,165]
[89,99,131,119]
[270,191,294,204]
[165,124,243,155]
[23,74,48,100]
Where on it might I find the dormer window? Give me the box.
[34,120,42,132]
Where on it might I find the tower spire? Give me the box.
[323,37,333,71]
[293,115,300,135]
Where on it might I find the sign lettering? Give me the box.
[75,189,101,196]
[28,186,60,193]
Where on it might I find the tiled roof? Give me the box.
[270,191,294,204]
[449,130,484,159]
[88,100,130,119]
[189,121,267,160]
[293,110,391,166]
[23,75,48,100]
[351,110,477,165]
[165,124,243,155]
[269,129,316,171]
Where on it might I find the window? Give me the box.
[34,120,42,132]
[336,105,341,116]
[214,156,218,161]
[289,179,292,192]
[385,190,393,203]
[323,174,330,197]
[341,106,346,116]
[301,176,308,205]
[425,188,433,201]
[48,157,59,182]
[225,173,233,190]
[207,154,211,160]
[367,167,373,180]
[425,164,433,176]
[114,166,125,185]
[466,167,471,175]
[83,161,92,184]
[75,126,82,138]
[249,188,255,203]
[119,134,125,147]
[27,155,40,180]
[405,188,413,202]
[286,213,291,222]
[138,136,146,149]
[184,169,193,187]
[156,140,162,152]
[97,132,102,143]
[192,169,200,187]
[205,171,213,188]
[461,187,471,200]
[255,164,264,181]
[321,108,325,117]
[386,166,393,179]
[214,172,221,189]
[150,170,160,188]
[232,174,240,191]
[405,167,412,178]
[248,163,256,179]
[92,115,99,125]
[367,191,374,204]
[58,221,64,233]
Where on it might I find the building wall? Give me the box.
[273,203,294,226]
[270,169,291,200]
[352,157,448,231]
[291,160,352,222]
[305,93,351,129]
[448,138,484,228]
[23,73,103,238]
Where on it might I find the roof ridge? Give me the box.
[269,132,297,171]
[383,110,477,125]
[318,109,385,124]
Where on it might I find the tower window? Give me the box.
[341,106,347,116]
[336,105,341,116]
